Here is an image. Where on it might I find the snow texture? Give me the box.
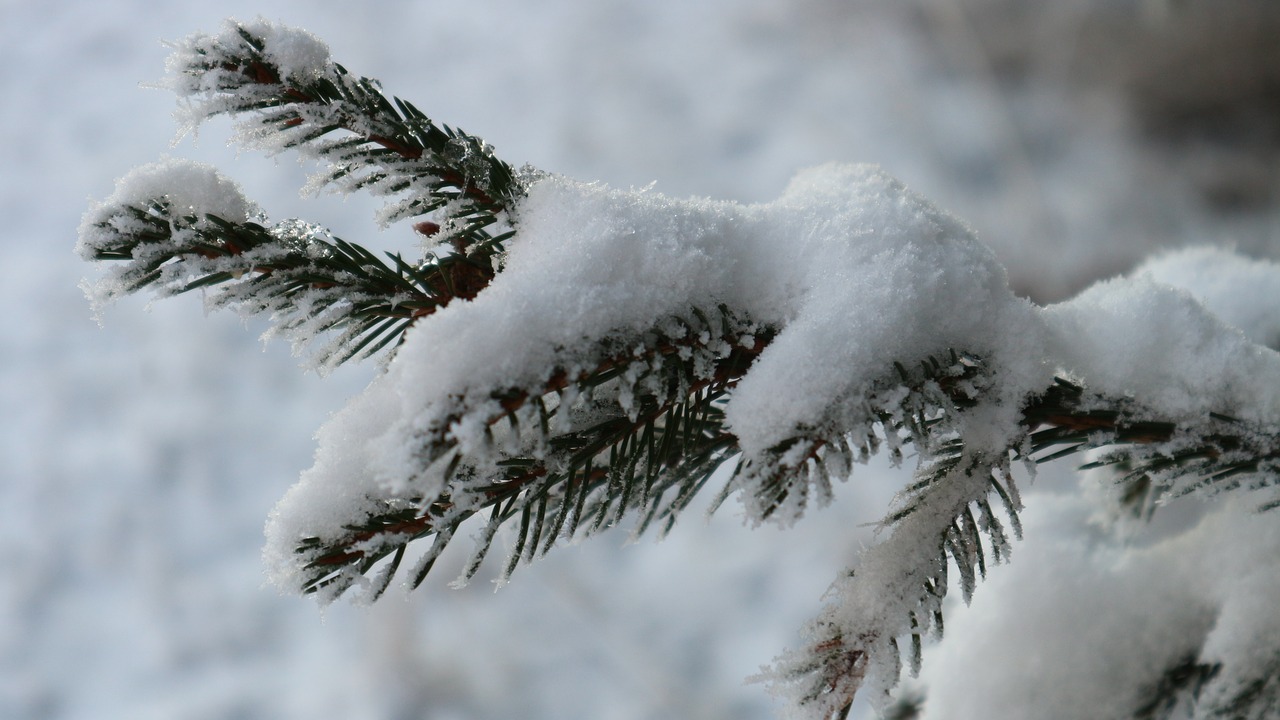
[249,131,1280,715]
[263,169,1280,562]
[253,20,330,82]
[78,158,255,238]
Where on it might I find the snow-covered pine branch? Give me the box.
[162,17,525,241]
[79,18,1280,720]
[77,159,498,369]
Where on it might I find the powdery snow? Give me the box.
[1044,274,1280,425]
[253,163,1280,715]
[252,19,330,82]
[1138,246,1280,350]
[164,16,331,87]
[162,18,332,147]
[78,158,256,235]
[264,165,1280,594]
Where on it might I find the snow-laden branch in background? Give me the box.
[758,243,1280,717]
[78,18,1280,720]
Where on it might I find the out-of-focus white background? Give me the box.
[3,1,1276,718]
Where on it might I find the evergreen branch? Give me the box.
[88,159,1280,703]
[167,19,525,256]
[1025,378,1280,516]
[83,20,532,370]
[293,306,772,597]
[79,197,491,369]
[85,21,1280,719]
[769,449,1018,719]
[1205,652,1280,720]
[728,350,990,526]
[768,360,1280,716]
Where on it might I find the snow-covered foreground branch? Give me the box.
[79,18,1280,720]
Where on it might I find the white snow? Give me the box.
[259,145,1280,717]
[1044,272,1280,425]
[252,19,330,82]
[915,492,1280,720]
[162,18,334,152]
[1137,247,1280,350]
[720,165,1046,466]
[166,17,331,88]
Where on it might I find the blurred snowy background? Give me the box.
[3,0,1277,718]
